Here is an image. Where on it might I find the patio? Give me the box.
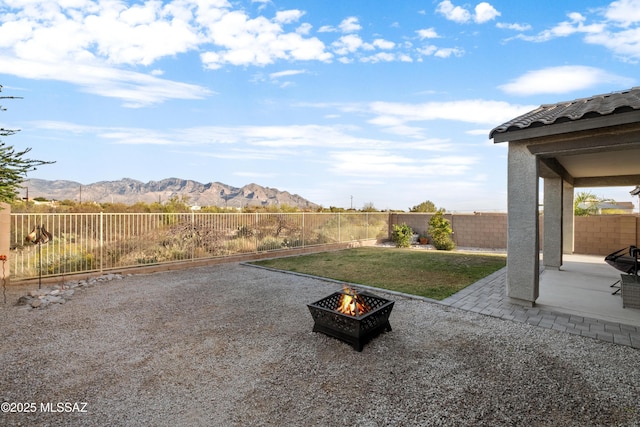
[490,87,640,308]
[441,253,640,348]
[537,254,640,327]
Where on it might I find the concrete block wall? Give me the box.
[389,212,639,255]
[390,213,507,249]
[574,215,639,256]
[448,213,507,248]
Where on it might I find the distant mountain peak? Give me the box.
[22,178,319,209]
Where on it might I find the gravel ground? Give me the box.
[1,263,639,427]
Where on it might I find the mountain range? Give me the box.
[21,178,319,209]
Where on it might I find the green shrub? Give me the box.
[257,237,282,251]
[391,223,413,248]
[428,211,455,250]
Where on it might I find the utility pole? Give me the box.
[350,195,353,210]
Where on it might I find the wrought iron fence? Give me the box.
[10,212,389,280]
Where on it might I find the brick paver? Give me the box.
[440,267,640,350]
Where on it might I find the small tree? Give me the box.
[428,211,455,250]
[391,223,413,248]
[1,85,53,203]
[361,202,377,212]
[409,200,438,212]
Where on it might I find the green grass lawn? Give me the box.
[250,246,506,300]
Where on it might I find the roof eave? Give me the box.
[491,110,640,143]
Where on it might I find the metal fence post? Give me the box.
[99,211,104,273]
[366,212,369,239]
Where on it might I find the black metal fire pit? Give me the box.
[307,289,394,351]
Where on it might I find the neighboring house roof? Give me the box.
[578,201,635,211]
[599,201,635,210]
[489,87,640,139]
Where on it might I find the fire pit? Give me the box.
[307,288,394,351]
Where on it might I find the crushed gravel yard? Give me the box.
[1,263,640,427]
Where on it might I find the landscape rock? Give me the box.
[2,264,639,426]
[15,273,124,310]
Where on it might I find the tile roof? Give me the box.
[489,87,640,139]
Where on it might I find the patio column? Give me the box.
[506,143,539,306]
[543,177,563,270]
[563,182,575,254]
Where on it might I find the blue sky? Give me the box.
[1,0,639,211]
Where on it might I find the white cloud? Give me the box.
[498,65,635,96]
[584,28,640,60]
[332,34,366,56]
[436,1,499,24]
[367,100,536,127]
[0,55,211,107]
[83,1,199,66]
[329,150,478,178]
[416,28,439,39]
[296,22,312,35]
[274,10,305,24]
[604,0,640,27]
[434,47,464,58]
[436,1,471,24]
[581,1,640,59]
[507,3,640,61]
[318,25,336,33]
[0,0,334,104]
[372,39,395,49]
[360,52,396,63]
[318,17,361,34]
[418,45,438,56]
[0,0,486,105]
[474,2,500,24]
[269,69,306,79]
[418,45,464,58]
[339,17,362,33]
[516,12,605,42]
[200,10,332,68]
[496,22,532,32]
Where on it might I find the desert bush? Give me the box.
[257,237,282,251]
[225,238,256,254]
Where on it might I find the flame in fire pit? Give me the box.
[336,287,370,316]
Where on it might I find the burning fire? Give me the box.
[336,287,370,316]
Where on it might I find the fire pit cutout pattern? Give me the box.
[307,288,394,351]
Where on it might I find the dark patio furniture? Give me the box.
[605,246,639,295]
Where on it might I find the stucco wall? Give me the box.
[0,203,10,284]
[389,212,639,255]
